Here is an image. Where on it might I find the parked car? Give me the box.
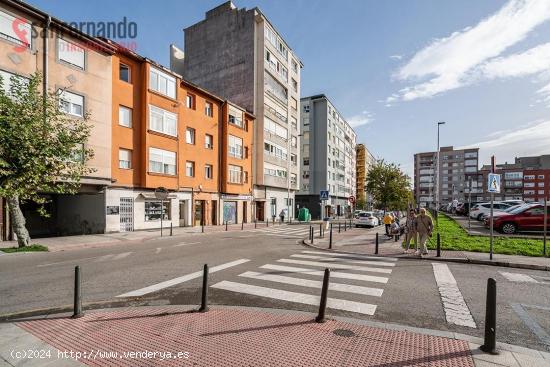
[354,211,379,228]
[470,202,513,221]
[484,204,549,234]
[479,204,524,221]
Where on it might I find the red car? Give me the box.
[484,204,549,234]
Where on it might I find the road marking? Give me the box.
[499,271,538,283]
[432,263,476,328]
[260,264,388,284]
[239,271,383,297]
[290,254,396,267]
[117,259,250,297]
[37,256,101,267]
[155,248,162,254]
[277,259,392,274]
[301,250,398,262]
[94,254,115,262]
[172,242,200,247]
[111,252,132,260]
[511,303,550,346]
[211,280,377,315]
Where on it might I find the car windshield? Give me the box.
[508,204,533,214]
[504,204,522,212]
[359,212,373,217]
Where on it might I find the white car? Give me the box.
[354,211,379,228]
[469,202,513,221]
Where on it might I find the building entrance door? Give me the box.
[256,201,264,221]
[120,197,134,232]
[194,200,204,226]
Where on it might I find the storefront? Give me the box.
[221,194,252,224]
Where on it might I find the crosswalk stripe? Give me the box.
[211,280,377,315]
[499,271,538,283]
[256,228,310,235]
[277,259,392,274]
[301,250,398,262]
[260,264,388,284]
[111,252,132,260]
[239,271,383,297]
[116,259,250,297]
[290,254,396,267]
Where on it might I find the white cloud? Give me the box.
[390,55,403,60]
[479,42,550,79]
[391,0,550,101]
[460,120,550,164]
[347,111,374,128]
[536,82,550,106]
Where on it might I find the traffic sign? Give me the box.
[320,190,330,200]
[348,196,355,203]
[487,173,501,193]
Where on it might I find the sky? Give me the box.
[26,0,550,177]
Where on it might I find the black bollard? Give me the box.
[480,278,498,354]
[315,268,330,323]
[436,233,441,257]
[241,221,244,230]
[266,219,269,227]
[338,222,341,233]
[170,222,173,236]
[375,232,379,255]
[71,266,83,319]
[201,221,204,233]
[198,264,209,313]
[226,221,228,231]
[255,220,257,229]
[311,226,314,245]
[329,224,333,249]
[319,223,322,238]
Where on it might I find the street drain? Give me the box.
[333,329,355,337]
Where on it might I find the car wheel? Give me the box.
[477,214,484,221]
[501,223,517,234]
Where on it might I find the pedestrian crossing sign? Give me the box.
[487,173,501,193]
[320,190,330,200]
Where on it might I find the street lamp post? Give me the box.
[435,122,445,221]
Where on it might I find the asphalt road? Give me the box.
[1,224,549,352]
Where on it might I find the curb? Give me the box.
[301,239,550,271]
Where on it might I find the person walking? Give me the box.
[403,209,417,253]
[383,211,394,237]
[415,208,433,256]
[279,209,286,224]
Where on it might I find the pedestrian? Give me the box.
[383,211,394,237]
[415,208,433,256]
[403,209,417,253]
[279,209,285,224]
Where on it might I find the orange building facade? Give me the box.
[106,44,254,232]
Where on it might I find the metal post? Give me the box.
[338,222,341,233]
[71,266,83,318]
[201,219,204,233]
[375,232,379,254]
[490,193,494,260]
[311,226,314,245]
[266,219,268,227]
[436,233,441,257]
[344,220,347,232]
[315,268,330,323]
[468,177,472,233]
[544,197,547,257]
[329,224,333,249]
[170,222,173,236]
[255,220,257,229]
[198,264,209,312]
[480,278,498,354]
[160,200,163,237]
[226,220,228,231]
[319,223,322,238]
[241,221,244,230]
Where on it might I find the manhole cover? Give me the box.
[333,329,355,337]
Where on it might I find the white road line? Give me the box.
[260,264,388,284]
[277,259,392,274]
[499,271,538,283]
[239,271,383,297]
[155,248,162,254]
[301,250,398,262]
[172,242,201,247]
[432,263,476,328]
[117,259,250,297]
[290,254,396,267]
[111,252,132,260]
[258,227,309,233]
[94,254,115,262]
[211,280,377,315]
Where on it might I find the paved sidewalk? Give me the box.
[307,226,550,270]
[3,305,547,366]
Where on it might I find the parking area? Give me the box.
[447,213,546,239]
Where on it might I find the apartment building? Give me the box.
[0,0,115,240]
[174,1,302,221]
[107,43,254,232]
[414,146,480,207]
[356,144,376,210]
[297,95,357,219]
[516,154,550,203]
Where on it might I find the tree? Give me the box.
[365,160,411,211]
[0,73,94,247]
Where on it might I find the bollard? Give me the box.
[344,221,347,232]
[329,224,333,249]
[338,222,341,233]
[226,221,228,231]
[71,266,83,318]
[201,221,204,233]
[311,226,314,245]
[255,220,257,229]
[266,219,269,227]
[480,278,498,354]
[273,217,275,225]
[375,232,379,255]
[436,233,441,257]
[170,222,173,236]
[241,221,244,230]
[315,268,330,323]
[198,264,209,312]
[319,223,323,238]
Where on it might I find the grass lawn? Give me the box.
[0,244,49,253]
[410,214,547,257]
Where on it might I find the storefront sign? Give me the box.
[221,194,252,201]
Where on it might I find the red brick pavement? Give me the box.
[16,307,474,367]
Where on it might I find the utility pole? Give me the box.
[435,122,445,225]
[489,155,496,261]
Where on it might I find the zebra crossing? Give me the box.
[248,224,312,238]
[210,250,397,316]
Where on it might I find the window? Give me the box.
[265,163,287,178]
[0,10,31,48]
[291,78,297,93]
[229,135,243,158]
[538,182,545,187]
[524,182,535,188]
[291,97,298,111]
[205,102,213,117]
[303,105,310,113]
[58,38,85,69]
[119,63,130,83]
[229,165,243,183]
[149,148,176,175]
[303,158,309,166]
[291,154,297,166]
[59,90,84,117]
[264,116,288,139]
[291,136,297,148]
[228,106,243,127]
[205,134,213,149]
[149,67,176,98]
[205,164,213,179]
[291,59,298,73]
[186,127,195,144]
[186,94,195,109]
[538,175,545,179]
[149,105,177,136]
[186,161,195,177]
[264,72,288,103]
[265,26,277,48]
[524,175,535,180]
[505,172,523,180]
[0,69,27,97]
[119,149,132,169]
[290,117,297,130]
[145,201,170,221]
[264,141,287,160]
[119,106,132,128]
